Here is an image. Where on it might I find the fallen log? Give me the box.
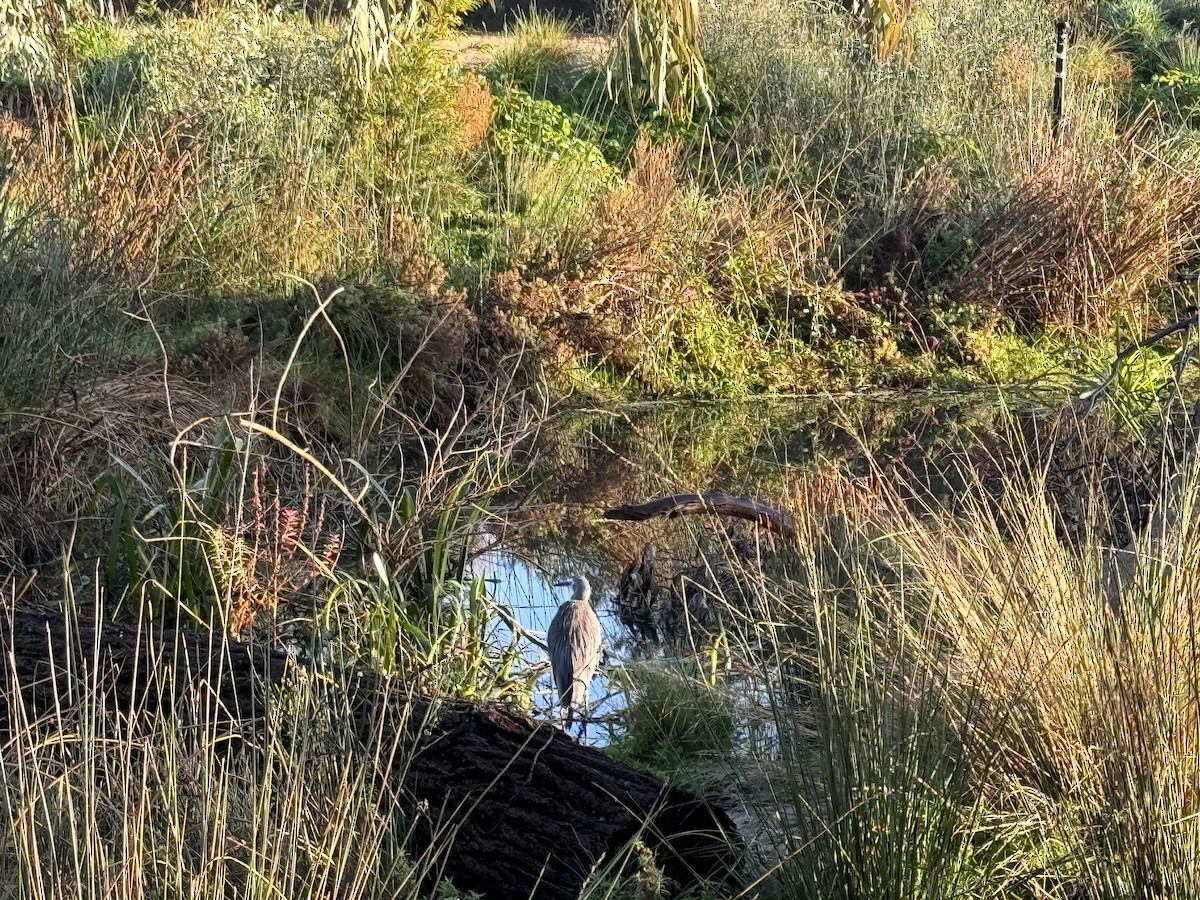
[398,700,741,898]
[0,608,287,748]
[604,492,796,538]
[0,609,741,899]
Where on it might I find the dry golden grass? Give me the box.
[951,138,1200,334]
[0,372,219,569]
[14,117,199,284]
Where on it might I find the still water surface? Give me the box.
[472,391,1052,743]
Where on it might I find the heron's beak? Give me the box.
[552,580,570,588]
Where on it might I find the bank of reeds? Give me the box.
[609,426,1200,897]
[0,343,552,896]
[0,615,438,899]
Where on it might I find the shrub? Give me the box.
[488,7,574,91]
[1138,31,1200,123]
[486,86,618,268]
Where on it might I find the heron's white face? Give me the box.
[553,574,591,604]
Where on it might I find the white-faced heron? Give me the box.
[548,574,602,732]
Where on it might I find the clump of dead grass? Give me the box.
[950,139,1200,335]
[452,72,495,151]
[0,372,219,570]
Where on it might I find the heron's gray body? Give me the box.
[548,575,602,729]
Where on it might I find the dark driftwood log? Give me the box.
[604,492,796,538]
[0,609,287,739]
[0,610,741,899]
[396,701,740,898]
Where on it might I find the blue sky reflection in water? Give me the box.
[473,547,781,756]
[472,549,629,744]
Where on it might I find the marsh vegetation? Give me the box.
[4,0,1200,895]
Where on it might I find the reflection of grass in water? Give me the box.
[529,394,1005,502]
[609,440,1200,895]
[514,396,1100,597]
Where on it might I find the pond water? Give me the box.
[472,389,1070,744]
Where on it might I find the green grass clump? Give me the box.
[488,8,575,91]
[611,661,737,771]
[1104,0,1200,122]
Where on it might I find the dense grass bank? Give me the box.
[2,0,1199,422]
[604,416,1200,898]
[5,393,1200,897]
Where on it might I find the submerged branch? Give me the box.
[1079,312,1199,411]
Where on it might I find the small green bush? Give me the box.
[489,85,609,170]
[1140,67,1200,122]
[612,662,737,770]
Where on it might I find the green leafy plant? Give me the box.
[489,86,610,167]
[1140,67,1200,123]
[99,424,307,632]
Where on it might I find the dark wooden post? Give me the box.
[1052,20,1071,140]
